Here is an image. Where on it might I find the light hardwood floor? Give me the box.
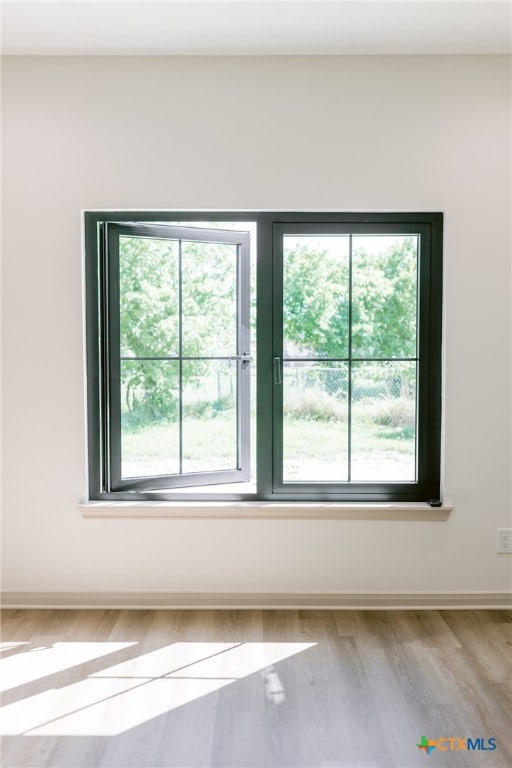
[0,609,510,767]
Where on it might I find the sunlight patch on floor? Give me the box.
[0,642,137,693]
[0,641,316,736]
[0,642,29,654]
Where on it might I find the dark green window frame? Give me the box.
[85,211,443,504]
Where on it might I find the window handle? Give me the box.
[229,354,253,367]
[273,356,282,385]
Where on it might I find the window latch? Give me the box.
[229,354,253,367]
[273,356,282,385]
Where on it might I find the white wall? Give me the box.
[1,56,511,595]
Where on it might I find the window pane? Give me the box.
[121,360,179,478]
[352,235,418,359]
[351,361,417,482]
[119,236,179,358]
[182,360,237,473]
[182,241,238,357]
[283,362,348,482]
[283,236,349,358]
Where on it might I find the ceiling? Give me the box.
[1,0,511,55]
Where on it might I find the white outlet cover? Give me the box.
[497,528,512,554]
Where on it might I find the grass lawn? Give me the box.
[122,414,416,481]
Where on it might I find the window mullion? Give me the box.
[348,233,353,483]
[178,238,183,475]
[257,221,274,497]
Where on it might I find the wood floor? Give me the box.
[0,609,510,767]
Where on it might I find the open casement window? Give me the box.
[86,212,442,503]
[102,223,251,492]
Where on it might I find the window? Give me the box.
[85,212,442,503]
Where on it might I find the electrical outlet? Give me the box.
[497,529,512,554]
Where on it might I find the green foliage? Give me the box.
[283,244,349,357]
[120,231,418,431]
[351,238,417,358]
[121,359,178,431]
[284,388,347,423]
[119,235,237,428]
[283,236,417,359]
[364,397,416,430]
[185,395,233,420]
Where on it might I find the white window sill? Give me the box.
[79,501,453,521]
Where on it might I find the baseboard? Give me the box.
[1,591,511,610]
